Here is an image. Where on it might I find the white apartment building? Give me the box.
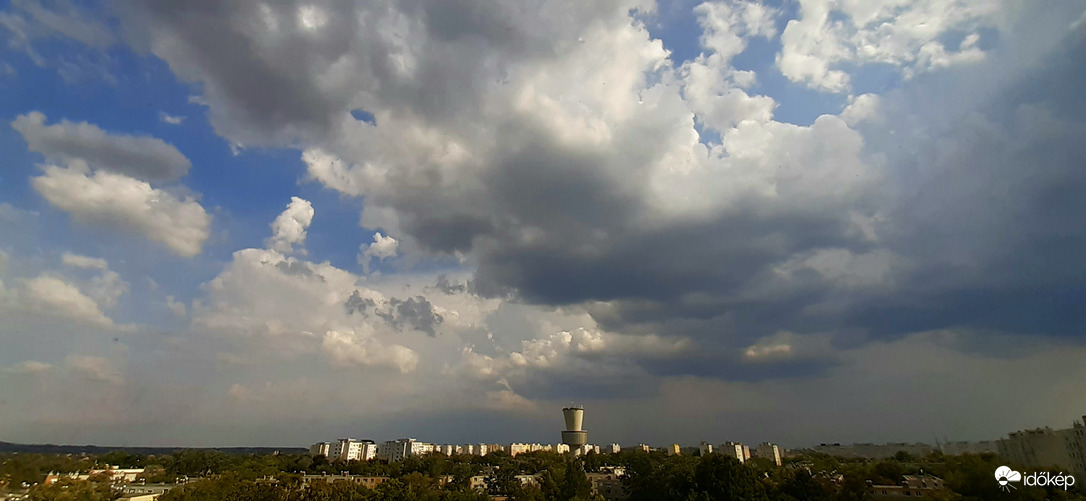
[327,438,377,461]
[721,442,746,464]
[755,442,782,466]
[378,438,434,462]
[459,443,487,456]
[310,442,331,456]
[609,444,621,454]
[572,444,598,456]
[509,443,530,456]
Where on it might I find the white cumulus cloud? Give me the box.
[267,196,315,254]
[31,162,211,257]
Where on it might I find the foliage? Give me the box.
[12,447,1086,501]
[27,478,117,501]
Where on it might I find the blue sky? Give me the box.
[1,0,1086,448]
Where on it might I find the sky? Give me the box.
[1,0,1085,449]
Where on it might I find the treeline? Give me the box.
[7,448,1086,500]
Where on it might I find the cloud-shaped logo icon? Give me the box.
[995,466,1022,491]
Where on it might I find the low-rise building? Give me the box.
[587,471,628,500]
[46,467,146,484]
[868,474,946,499]
[469,475,487,492]
[119,483,178,500]
[301,474,388,489]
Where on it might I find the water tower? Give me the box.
[561,406,587,452]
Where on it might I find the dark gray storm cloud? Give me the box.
[348,291,445,336]
[12,112,191,182]
[382,296,444,336]
[430,274,470,295]
[344,290,376,317]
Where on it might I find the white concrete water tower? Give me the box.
[561,406,587,449]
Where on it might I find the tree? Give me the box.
[559,460,592,501]
[690,453,767,501]
[780,469,833,501]
[484,466,518,496]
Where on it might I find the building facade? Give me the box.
[755,442,782,466]
[329,438,377,461]
[1066,417,1086,477]
[869,474,946,499]
[721,442,746,464]
[999,427,1073,470]
[310,442,331,457]
[377,438,433,462]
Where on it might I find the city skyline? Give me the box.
[1,0,1086,449]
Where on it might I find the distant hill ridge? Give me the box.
[0,441,307,455]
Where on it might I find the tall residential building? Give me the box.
[721,442,745,464]
[378,438,433,462]
[699,442,713,456]
[755,442,782,466]
[1066,416,1086,477]
[669,443,681,456]
[573,444,598,456]
[328,439,377,461]
[310,442,331,457]
[999,428,1072,470]
[742,444,751,460]
[609,444,621,454]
